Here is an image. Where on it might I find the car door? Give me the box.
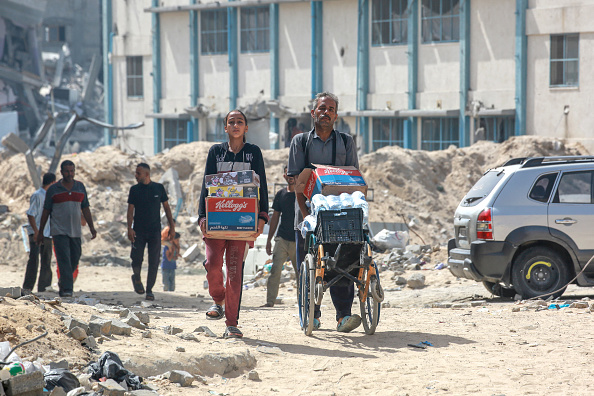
[548,170,594,267]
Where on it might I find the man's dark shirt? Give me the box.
[272,188,296,242]
[127,182,168,234]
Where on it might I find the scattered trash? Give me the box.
[407,341,434,349]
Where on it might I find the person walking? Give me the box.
[287,91,361,333]
[22,172,56,294]
[161,227,180,292]
[262,166,297,307]
[37,160,96,297]
[198,109,269,339]
[127,163,175,301]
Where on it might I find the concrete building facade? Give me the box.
[103,0,594,155]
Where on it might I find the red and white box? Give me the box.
[296,164,368,200]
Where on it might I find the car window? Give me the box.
[529,173,558,203]
[460,170,503,207]
[552,171,593,204]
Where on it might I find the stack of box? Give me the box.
[296,164,368,199]
[205,170,261,240]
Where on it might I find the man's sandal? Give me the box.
[131,274,145,295]
[224,326,243,339]
[206,304,224,320]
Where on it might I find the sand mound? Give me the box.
[0,136,588,265]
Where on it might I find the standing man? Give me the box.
[23,172,56,294]
[262,166,297,307]
[127,163,175,301]
[287,92,361,333]
[37,161,97,298]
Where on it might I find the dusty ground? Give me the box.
[4,257,594,395]
[1,136,593,395]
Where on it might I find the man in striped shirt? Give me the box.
[37,160,97,297]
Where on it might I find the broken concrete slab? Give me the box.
[163,326,183,335]
[62,317,89,334]
[68,326,87,341]
[110,320,132,336]
[0,287,22,299]
[123,313,146,330]
[168,370,194,387]
[88,317,111,337]
[3,370,44,396]
[94,379,126,396]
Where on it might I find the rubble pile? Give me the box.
[0,136,589,277]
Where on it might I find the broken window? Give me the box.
[372,118,405,150]
[372,0,408,46]
[45,25,66,42]
[201,9,228,55]
[126,56,143,98]
[163,119,189,149]
[421,0,460,43]
[240,6,270,53]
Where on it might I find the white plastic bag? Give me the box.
[372,229,409,250]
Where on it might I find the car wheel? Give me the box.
[482,281,516,298]
[511,247,570,299]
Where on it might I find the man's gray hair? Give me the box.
[312,92,339,111]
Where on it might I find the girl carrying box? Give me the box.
[198,109,269,339]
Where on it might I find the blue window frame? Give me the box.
[201,9,228,55]
[372,118,405,150]
[241,6,270,53]
[421,0,459,43]
[126,56,143,98]
[421,118,459,150]
[372,0,408,46]
[550,34,579,87]
[163,119,188,149]
[476,116,515,143]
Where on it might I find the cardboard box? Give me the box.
[208,186,259,198]
[204,170,260,188]
[296,164,368,200]
[205,197,258,240]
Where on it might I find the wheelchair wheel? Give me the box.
[360,263,381,335]
[298,253,316,336]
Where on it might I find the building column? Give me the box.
[459,0,471,147]
[515,0,527,136]
[102,0,112,145]
[189,0,199,141]
[270,3,280,149]
[228,1,238,110]
[356,0,369,154]
[311,1,323,98]
[151,0,162,154]
[405,0,419,149]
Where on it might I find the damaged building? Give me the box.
[0,0,105,156]
[107,0,594,156]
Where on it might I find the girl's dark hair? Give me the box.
[224,109,248,127]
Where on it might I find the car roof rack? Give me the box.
[501,158,528,166]
[519,156,594,168]
[501,156,594,168]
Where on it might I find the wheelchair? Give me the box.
[298,207,384,336]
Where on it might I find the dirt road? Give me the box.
[3,261,594,395]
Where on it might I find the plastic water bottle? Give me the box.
[300,215,317,238]
[311,194,328,217]
[326,195,341,210]
[353,192,369,227]
[339,193,354,208]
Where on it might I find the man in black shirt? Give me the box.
[263,166,296,307]
[127,163,175,301]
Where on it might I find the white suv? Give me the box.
[448,156,594,299]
